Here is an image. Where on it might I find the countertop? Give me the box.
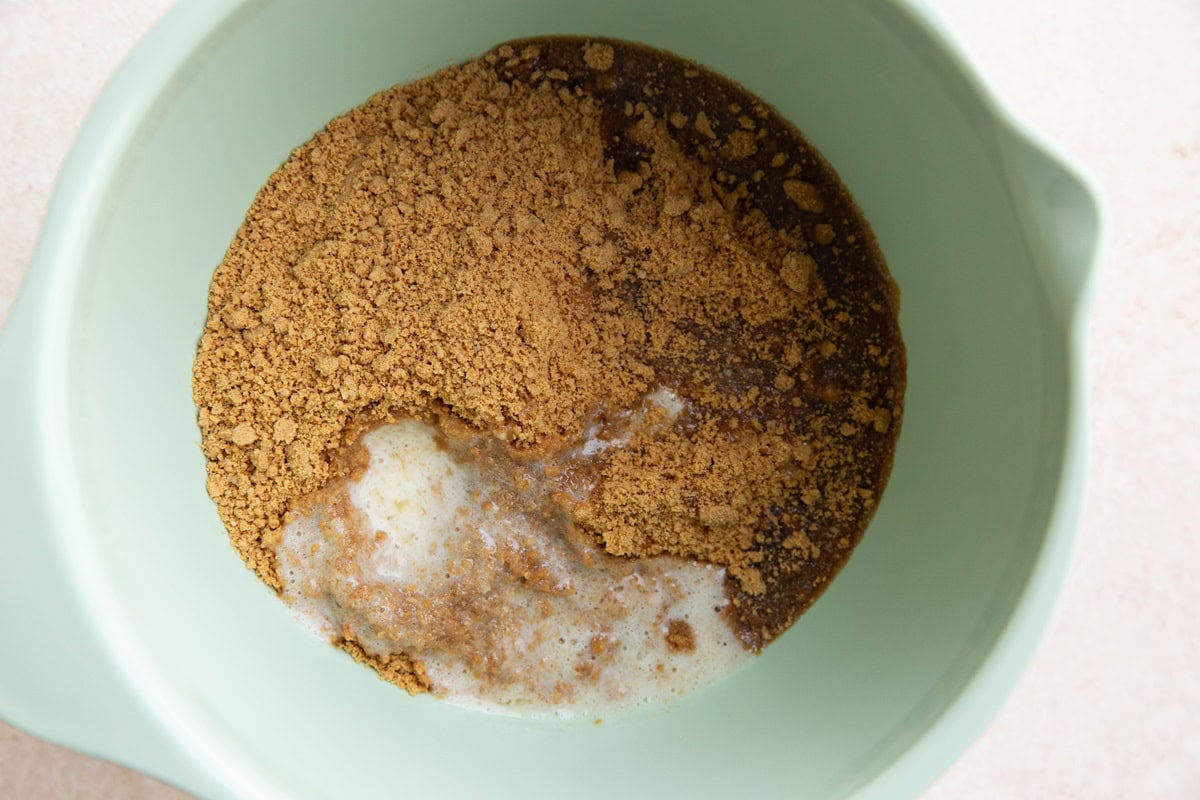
[2,1,1197,797]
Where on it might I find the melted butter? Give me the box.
[274,391,750,717]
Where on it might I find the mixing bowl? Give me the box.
[0,0,1102,797]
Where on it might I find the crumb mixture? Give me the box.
[193,37,905,697]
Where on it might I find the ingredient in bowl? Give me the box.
[277,407,751,714]
[193,37,905,715]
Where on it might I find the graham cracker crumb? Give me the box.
[229,422,257,446]
[813,222,835,245]
[784,179,825,213]
[694,110,717,139]
[723,129,758,160]
[665,619,696,653]
[272,417,298,444]
[193,36,905,688]
[583,41,615,71]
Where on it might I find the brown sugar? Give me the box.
[193,37,905,693]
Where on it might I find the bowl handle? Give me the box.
[0,304,218,799]
[1001,131,1104,325]
[895,0,1104,323]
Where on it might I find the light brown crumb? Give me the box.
[694,110,717,139]
[780,251,819,295]
[229,422,257,446]
[583,42,615,71]
[666,619,696,653]
[813,223,835,245]
[723,130,758,159]
[272,417,298,444]
[784,179,825,213]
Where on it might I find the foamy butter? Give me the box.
[275,391,751,716]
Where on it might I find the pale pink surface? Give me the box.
[1,1,1197,798]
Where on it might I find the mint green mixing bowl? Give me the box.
[0,1,1101,797]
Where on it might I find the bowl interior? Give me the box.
[56,0,1071,797]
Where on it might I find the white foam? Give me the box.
[349,424,471,584]
[274,393,750,716]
